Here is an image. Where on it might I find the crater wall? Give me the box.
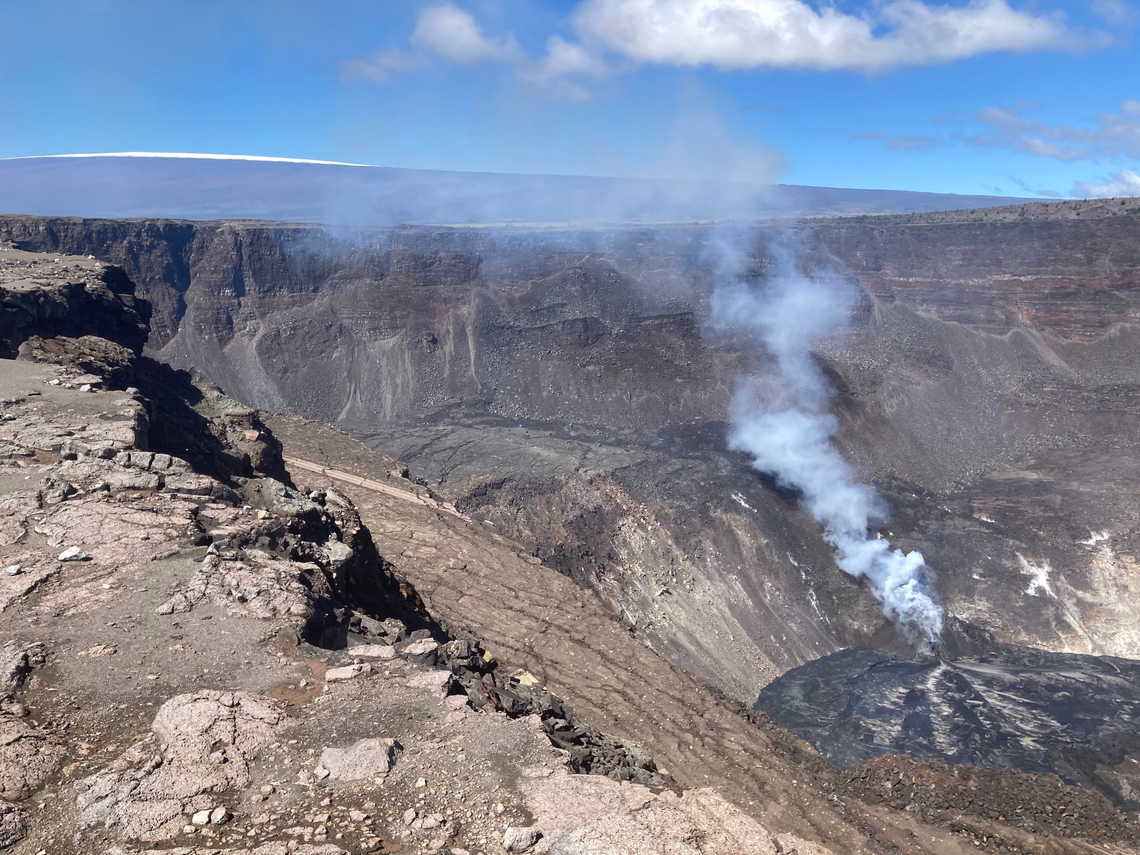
[4,214,1140,698]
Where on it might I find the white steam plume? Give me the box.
[710,240,943,644]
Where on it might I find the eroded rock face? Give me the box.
[0,801,26,848]
[0,642,59,826]
[0,717,65,801]
[0,253,462,851]
[155,543,328,620]
[0,642,41,699]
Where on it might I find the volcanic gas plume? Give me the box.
[710,241,943,644]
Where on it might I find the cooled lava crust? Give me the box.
[756,643,1140,808]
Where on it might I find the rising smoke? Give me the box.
[710,237,943,645]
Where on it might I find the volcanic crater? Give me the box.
[3,204,1140,853]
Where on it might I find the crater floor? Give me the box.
[757,644,1140,810]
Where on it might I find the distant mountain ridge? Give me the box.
[0,153,1030,225]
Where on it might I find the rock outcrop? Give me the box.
[0,254,468,851]
[75,691,282,841]
[0,247,149,358]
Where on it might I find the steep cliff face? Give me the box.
[5,217,1138,425]
[3,214,1140,700]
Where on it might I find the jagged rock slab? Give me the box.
[523,772,832,854]
[76,691,280,841]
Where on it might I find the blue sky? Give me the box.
[1,0,1138,197]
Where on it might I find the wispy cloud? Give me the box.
[954,100,1140,162]
[852,130,945,150]
[1090,0,1140,27]
[853,100,1140,197]
[516,36,611,102]
[1008,175,1063,197]
[339,48,419,85]
[852,130,946,151]
[888,134,942,152]
[340,3,608,100]
[862,99,1140,163]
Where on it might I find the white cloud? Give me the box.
[960,100,1140,162]
[408,4,614,101]
[1073,168,1140,198]
[341,0,1115,100]
[411,3,523,65]
[569,0,1091,74]
[343,4,591,99]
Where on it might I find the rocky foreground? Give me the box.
[2,249,1140,854]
